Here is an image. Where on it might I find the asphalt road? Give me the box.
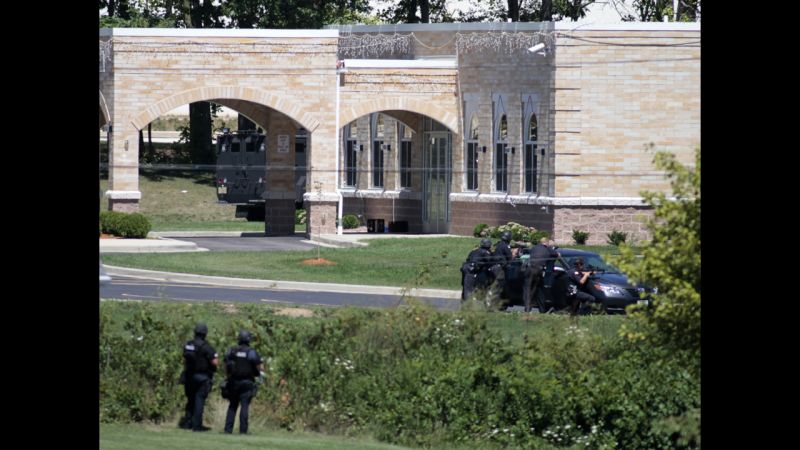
[100,276,460,311]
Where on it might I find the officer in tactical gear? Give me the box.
[461,238,494,299]
[223,330,264,434]
[180,323,218,432]
[522,237,559,313]
[490,231,514,298]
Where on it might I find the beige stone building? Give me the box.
[99,22,699,244]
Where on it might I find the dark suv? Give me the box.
[463,248,653,314]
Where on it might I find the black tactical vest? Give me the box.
[228,345,255,380]
[184,338,209,374]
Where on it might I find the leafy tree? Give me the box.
[615,147,700,367]
[612,0,701,22]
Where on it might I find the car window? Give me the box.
[564,255,620,273]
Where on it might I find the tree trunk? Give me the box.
[507,0,519,22]
[542,0,553,21]
[420,0,429,23]
[189,102,214,164]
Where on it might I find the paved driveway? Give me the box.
[160,234,317,252]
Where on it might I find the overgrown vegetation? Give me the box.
[478,222,549,245]
[100,300,695,449]
[606,229,628,246]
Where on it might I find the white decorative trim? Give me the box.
[343,59,457,69]
[100,28,339,38]
[449,193,651,206]
[105,190,141,200]
[303,192,342,202]
[328,22,698,33]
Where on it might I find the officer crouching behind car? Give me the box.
[180,323,218,432]
[223,330,264,434]
[461,238,494,299]
[567,257,598,315]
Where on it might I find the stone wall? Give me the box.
[552,206,653,245]
[450,201,554,237]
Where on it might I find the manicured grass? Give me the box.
[104,237,638,290]
[100,422,415,450]
[104,237,479,290]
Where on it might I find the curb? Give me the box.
[100,237,208,254]
[104,265,462,300]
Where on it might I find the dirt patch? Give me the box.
[301,258,336,266]
[100,233,120,239]
[221,303,239,314]
[521,314,539,321]
[274,307,315,318]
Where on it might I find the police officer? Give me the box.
[568,258,598,315]
[489,231,514,299]
[223,330,264,434]
[180,323,218,432]
[461,238,494,299]
[522,237,559,313]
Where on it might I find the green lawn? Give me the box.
[100,423,416,450]
[104,237,634,291]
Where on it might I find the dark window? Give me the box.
[245,137,256,152]
[524,144,537,193]
[495,144,507,192]
[467,142,478,190]
[400,141,412,188]
[373,140,384,188]
[231,140,241,152]
[346,140,357,187]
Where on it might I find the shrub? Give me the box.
[607,229,628,246]
[572,229,590,245]
[473,223,488,237]
[100,211,151,238]
[342,214,360,229]
[484,222,547,244]
[295,209,307,225]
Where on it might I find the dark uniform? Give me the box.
[181,323,218,432]
[223,330,263,434]
[490,232,514,298]
[522,241,559,312]
[567,259,597,315]
[461,238,494,299]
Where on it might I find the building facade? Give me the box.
[100,22,699,244]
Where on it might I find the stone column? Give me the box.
[106,119,141,212]
[264,111,297,236]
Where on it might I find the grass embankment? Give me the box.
[104,237,636,290]
[100,170,283,232]
[100,422,418,450]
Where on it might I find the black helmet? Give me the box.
[194,323,208,337]
[500,231,512,242]
[238,330,252,344]
[480,238,492,249]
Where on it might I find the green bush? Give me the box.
[100,302,698,449]
[342,214,360,229]
[472,223,488,237]
[572,229,590,245]
[484,222,547,244]
[607,229,628,246]
[295,209,307,225]
[100,211,151,238]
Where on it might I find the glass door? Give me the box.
[422,132,451,234]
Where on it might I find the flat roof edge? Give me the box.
[328,21,699,33]
[343,59,457,69]
[99,28,339,38]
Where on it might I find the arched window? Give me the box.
[499,115,508,141]
[466,114,479,190]
[371,114,385,187]
[524,114,539,193]
[344,122,358,187]
[399,124,413,188]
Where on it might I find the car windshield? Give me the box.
[564,254,620,274]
